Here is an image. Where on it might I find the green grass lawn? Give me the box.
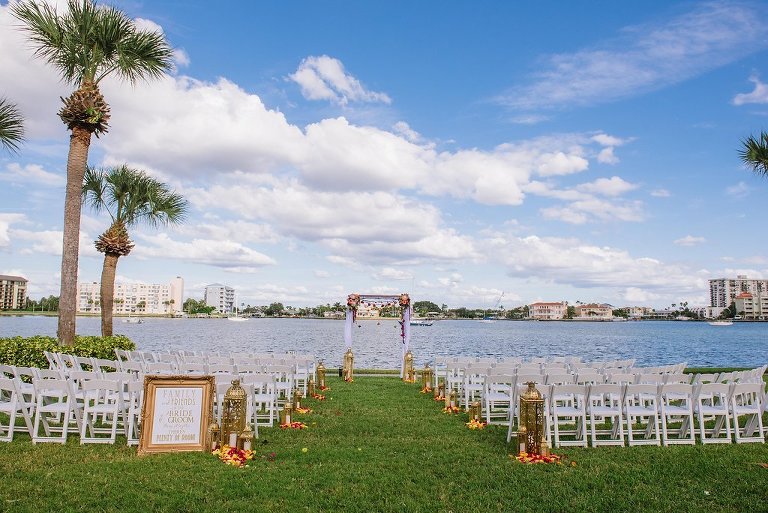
[1,376,768,512]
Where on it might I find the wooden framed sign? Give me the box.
[137,375,215,456]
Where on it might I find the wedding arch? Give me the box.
[344,293,412,377]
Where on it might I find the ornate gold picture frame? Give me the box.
[137,375,215,456]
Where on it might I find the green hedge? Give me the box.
[0,335,135,369]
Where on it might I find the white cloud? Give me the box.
[622,287,661,303]
[487,234,706,292]
[288,55,391,106]
[11,228,99,258]
[0,163,64,187]
[497,2,768,110]
[591,134,626,147]
[596,147,619,164]
[651,189,671,197]
[0,214,26,247]
[726,181,750,198]
[392,121,422,143]
[536,151,589,177]
[134,233,276,271]
[541,198,644,224]
[313,270,331,278]
[674,235,706,247]
[577,176,638,197]
[733,75,768,106]
[373,267,413,281]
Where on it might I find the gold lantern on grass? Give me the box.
[208,421,220,451]
[436,382,445,400]
[403,351,415,382]
[472,400,482,422]
[449,389,458,409]
[518,382,545,455]
[238,424,255,451]
[222,379,247,447]
[293,389,303,410]
[343,348,354,381]
[421,363,433,391]
[317,361,326,389]
[308,375,316,396]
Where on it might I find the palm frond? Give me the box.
[12,0,173,86]
[739,131,768,178]
[0,98,25,153]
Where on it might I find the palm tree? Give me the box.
[82,165,187,336]
[739,131,768,178]
[0,98,24,153]
[12,0,173,346]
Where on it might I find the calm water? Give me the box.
[1,316,767,369]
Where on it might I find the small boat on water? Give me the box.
[122,317,143,324]
[410,319,433,326]
[708,320,733,326]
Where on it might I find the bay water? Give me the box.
[2,316,766,369]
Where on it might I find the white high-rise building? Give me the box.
[0,275,27,310]
[204,283,235,314]
[709,275,768,308]
[77,276,184,315]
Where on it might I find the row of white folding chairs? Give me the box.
[1,370,143,445]
[498,381,766,448]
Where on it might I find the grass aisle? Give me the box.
[1,376,767,512]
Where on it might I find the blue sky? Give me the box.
[1,0,767,309]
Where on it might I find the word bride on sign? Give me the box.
[138,376,215,456]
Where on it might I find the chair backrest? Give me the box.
[145,362,176,375]
[694,382,730,407]
[624,384,659,407]
[659,383,693,400]
[730,382,764,409]
[545,373,575,385]
[663,373,691,384]
[634,373,664,384]
[208,355,233,365]
[606,372,635,385]
[575,372,604,385]
[587,383,624,407]
[32,368,64,380]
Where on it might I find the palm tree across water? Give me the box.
[739,131,768,178]
[12,0,173,346]
[82,165,187,337]
[0,98,24,153]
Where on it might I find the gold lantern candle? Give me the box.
[284,401,294,425]
[308,375,316,396]
[239,424,254,451]
[208,421,220,451]
[472,400,482,422]
[317,361,326,389]
[221,379,247,447]
[438,382,445,400]
[422,364,433,392]
[449,389,458,409]
[403,351,414,382]
[343,348,354,381]
[519,382,545,455]
[293,389,302,410]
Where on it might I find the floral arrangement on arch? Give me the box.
[347,293,361,309]
[399,293,410,307]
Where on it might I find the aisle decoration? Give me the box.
[513,452,564,465]
[420,363,433,393]
[212,445,255,468]
[343,348,354,382]
[311,392,327,400]
[280,421,308,430]
[442,405,461,414]
[403,350,415,383]
[295,406,313,414]
[466,418,487,430]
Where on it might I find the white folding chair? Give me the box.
[31,378,80,444]
[80,378,123,444]
[694,382,732,444]
[124,380,144,446]
[483,374,514,425]
[587,384,625,446]
[462,365,489,409]
[144,362,176,375]
[0,377,34,441]
[242,373,276,427]
[730,382,766,443]
[177,362,208,375]
[550,384,588,447]
[623,384,660,446]
[658,383,695,445]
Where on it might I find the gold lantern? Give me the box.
[437,382,446,400]
[238,424,255,451]
[343,348,354,381]
[518,382,545,455]
[472,400,482,422]
[208,421,220,451]
[308,375,316,397]
[403,350,414,382]
[317,361,326,389]
[222,379,247,447]
[421,363,433,392]
[449,389,458,409]
[284,401,294,425]
[293,389,302,410]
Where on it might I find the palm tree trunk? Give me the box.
[57,126,92,346]
[100,252,120,337]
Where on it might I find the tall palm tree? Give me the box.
[0,98,24,153]
[12,0,173,346]
[739,131,768,178]
[82,165,187,336]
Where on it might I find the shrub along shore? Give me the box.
[1,373,767,512]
